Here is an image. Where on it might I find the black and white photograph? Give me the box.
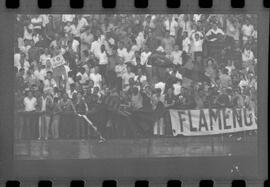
[13,14,258,167]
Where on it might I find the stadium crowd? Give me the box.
[14,14,257,140]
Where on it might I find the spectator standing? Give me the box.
[59,92,76,139]
[23,90,37,139]
[37,91,53,140]
[51,97,62,139]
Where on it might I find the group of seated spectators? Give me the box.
[14,14,257,140]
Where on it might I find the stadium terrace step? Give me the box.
[14,135,257,160]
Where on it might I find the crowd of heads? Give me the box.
[14,14,257,114]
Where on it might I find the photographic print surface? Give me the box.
[14,14,257,162]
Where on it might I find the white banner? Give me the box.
[169,108,257,136]
[51,55,66,69]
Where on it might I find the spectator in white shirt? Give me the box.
[14,53,30,73]
[32,33,40,44]
[38,91,53,140]
[23,90,38,139]
[19,40,32,58]
[182,31,191,54]
[117,41,128,61]
[226,18,240,41]
[40,14,49,27]
[24,90,37,112]
[90,36,102,58]
[76,15,89,34]
[125,44,136,65]
[173,81,182,96]
[31,16,43,30]
[77,67,89,85]
[115,58,127,90]
[115,58,127,78]
[242,46,254,70]
[98,44,108,78]
[238,74,249,90]
[89,67,102,89]
[39,48,51,66]
[192,33,203,53]
[62,15,75,23]
[70,37,80,53]
[23,26,33,40]
[192,33,204,62]
[134,67,147,85]
[98,45,108,65]
[34,64,47,81]
[64,22,77,35]
[193,14,202,23]
[122,65,135,87]
[140,46,152,66]
[170,45,183,65]
[80,29,94,53]
[190,26,203,40]
[45,59,53,72]
[136,32,145,50]
[43,71,57,94]
[241,19,254,45]
[164,17,170,32]
[206,23,224,42]
[14,52,21,69]
[170,17,179,37]
[242,46,254,63]
[225,60,235,76]
[155,81,166,95]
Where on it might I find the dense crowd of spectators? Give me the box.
[14,14,257,140]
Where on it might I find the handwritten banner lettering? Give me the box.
[169,108,257,136]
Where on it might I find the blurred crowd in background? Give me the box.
[14,14,257,140]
